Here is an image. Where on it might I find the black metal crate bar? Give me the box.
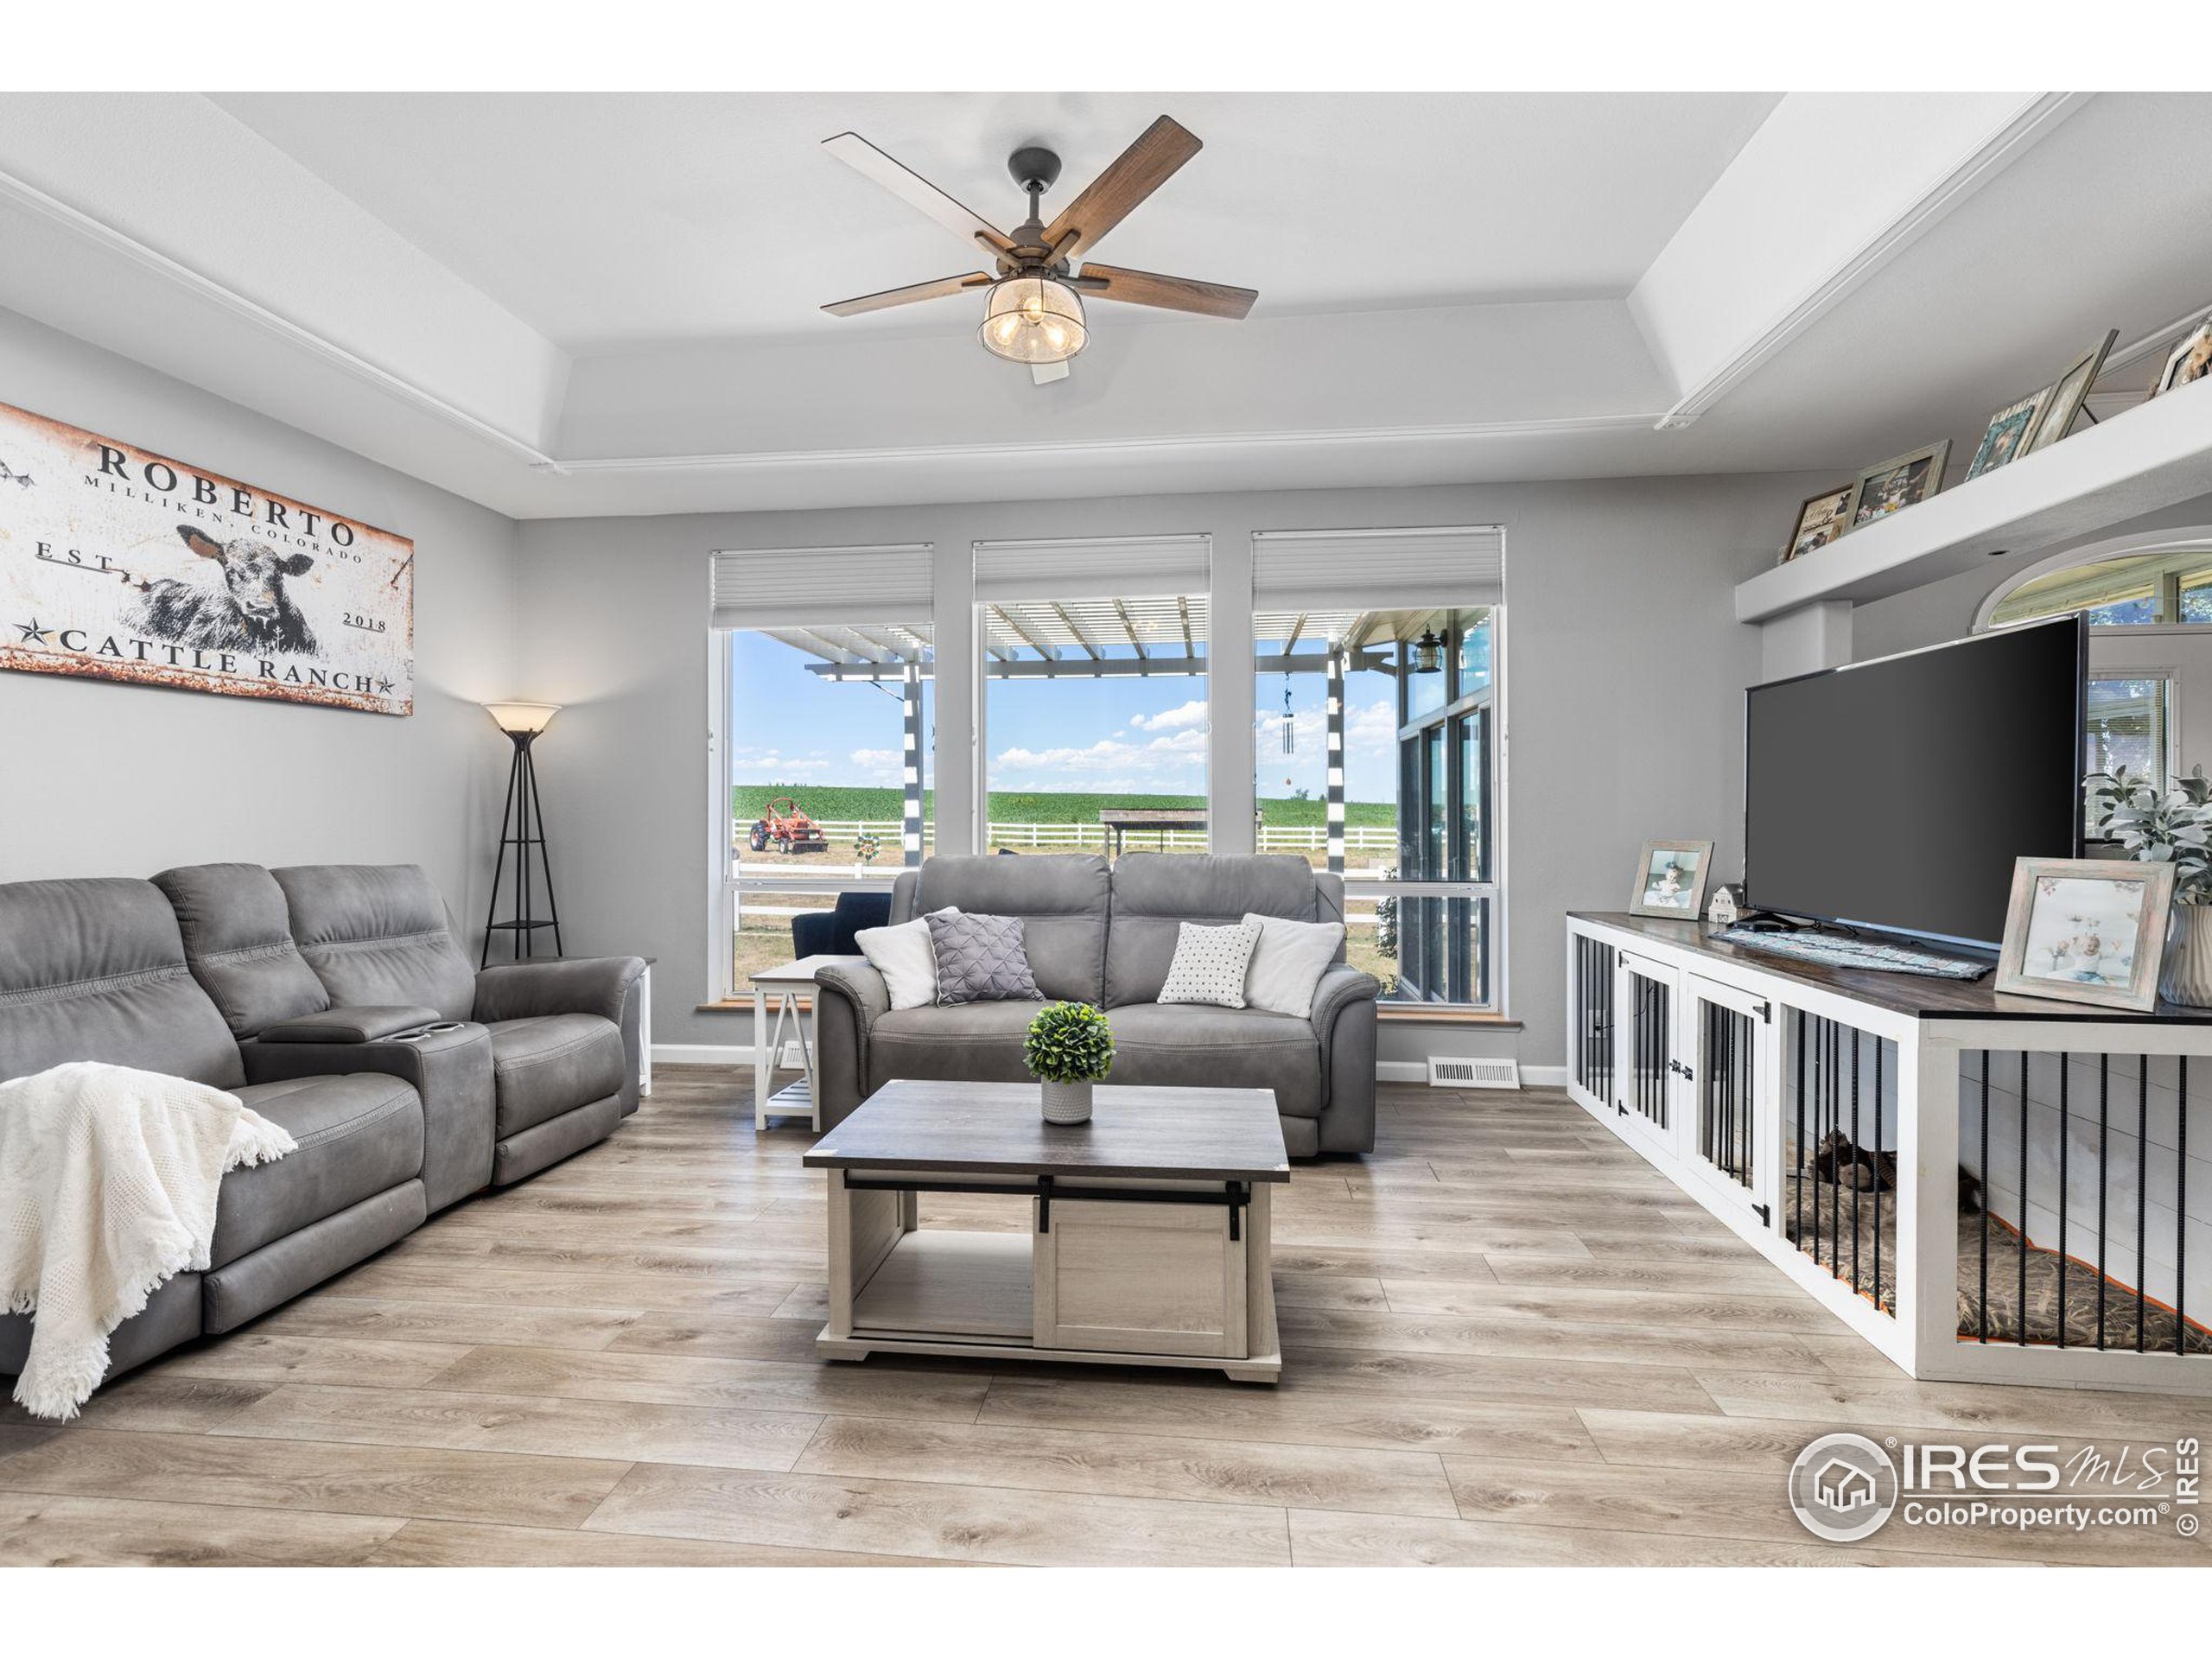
[1785,1008,1896,1316]
[1960,1049,2204,1357]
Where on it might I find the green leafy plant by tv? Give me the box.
[1023,1001,1116,1084]
[2086,764,2212,903]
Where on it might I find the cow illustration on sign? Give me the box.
[131,524,320,656]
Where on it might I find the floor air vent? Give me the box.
[1427,1057,1521,1090]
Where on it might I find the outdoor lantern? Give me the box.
[979,275,1088,365]
[1412,629,1445,674]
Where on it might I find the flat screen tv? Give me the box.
[1744,617,2084,950]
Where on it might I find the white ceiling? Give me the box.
[0,91,2209,520]
[206,92,1781,346]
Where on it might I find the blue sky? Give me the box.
[728,633,1402,802]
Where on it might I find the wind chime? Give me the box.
[1281,671,1297,754]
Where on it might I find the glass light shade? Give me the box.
[1412,631,1444,675]
[484,700,561,734]
[979,275,1087,365]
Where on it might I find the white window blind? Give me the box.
[973,535,1210,602]
[1251,525,1503,610]
[710,543,933,630]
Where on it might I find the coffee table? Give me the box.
[803,1080,1289,1382]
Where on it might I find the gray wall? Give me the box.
[0,307,520,935]
[513,473,1828,1067]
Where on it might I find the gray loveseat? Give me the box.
[0,862,644,1394]
[814,853,1381,1155]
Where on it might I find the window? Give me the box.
[1990,547,2212,627]
[2086,674,2174,801]
[976,537,1211,859]
[711,546,934,992]
[1251,527,1504,1012]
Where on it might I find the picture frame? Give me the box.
[1781,485,1854,564]
[2151,315,2212,400]
[1966,385,2055,480]
[1848,441,1951,527]
[2024,328,2117,455]
[1629,839,1715,920]
[1994,857,2174,1013]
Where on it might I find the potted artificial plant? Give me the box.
[2086,763,2212,1005]
[1023,1001,1115,1124]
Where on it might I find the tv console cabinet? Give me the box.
[1566,912,2212,1395]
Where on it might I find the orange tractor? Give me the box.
[745,796,831,855]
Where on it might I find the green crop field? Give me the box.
[734,784,1392,827]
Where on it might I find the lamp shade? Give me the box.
[484,700,561,734]
[979,275,1087,365]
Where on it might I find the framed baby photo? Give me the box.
[1994,857,2174,1013]
[2150,314,2212,399]
[1629,839,1715,919]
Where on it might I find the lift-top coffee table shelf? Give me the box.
[804,1080,1289,1383]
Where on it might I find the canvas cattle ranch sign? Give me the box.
[0,401,413,715]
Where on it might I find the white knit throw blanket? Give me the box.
[1,1062,295,1420]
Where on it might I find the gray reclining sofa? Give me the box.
[0,861,644,1394]
[814,853,1381,1155]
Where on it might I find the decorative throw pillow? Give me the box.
[1158,919,1262,1009]
[1242,912,1345,1017]
[927,911,1042,1005]
[856,907,959,1011]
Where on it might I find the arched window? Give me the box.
[1986,543,2212,627]
[1980,533,2212,808]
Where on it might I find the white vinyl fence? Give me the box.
[753,817,1395,855]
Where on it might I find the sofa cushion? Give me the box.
[857,910,957,1010]
[273,864,476,1021]
[927,912,1042,1005]
[211,1074,424,1268]
[905,855,1108,1004]
[1243,913,1347,1018]
[153,862,331,1038]
[868,1000,1052,1087]
[0,877,244,1090]
[1105,854,1322,1008]
[486,1013,626,1137]
[1103,1001,1323,1118]
[1158,919,1262,1009]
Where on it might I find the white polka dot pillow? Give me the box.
[1156,919,1262,1009]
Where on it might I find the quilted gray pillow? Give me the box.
[927,911,1042,1005]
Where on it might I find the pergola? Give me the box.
[757,604,1468,873]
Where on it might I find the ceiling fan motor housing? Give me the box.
[1007,145,1063,195]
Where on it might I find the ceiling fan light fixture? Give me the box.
[979,274,1087,365]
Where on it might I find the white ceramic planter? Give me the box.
[1039,1078,1094,1125]
[2161,902,2212,1007]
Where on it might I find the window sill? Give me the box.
[1378,1007,1520,1027]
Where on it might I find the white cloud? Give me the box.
[844,747,904,785]
[993,732,1205,791]
[731,750,833,778]
[1130,699,1208,732]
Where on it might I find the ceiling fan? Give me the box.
[819,114,1258,384]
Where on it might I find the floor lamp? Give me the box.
[482,701,564,968]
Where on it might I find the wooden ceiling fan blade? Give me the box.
[822,272,994,317]
[1077,263,1256,320]
[822,132,1016,258]
[1041,115,1202,260]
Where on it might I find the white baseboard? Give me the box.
[1520,1064,1568,1088]
[654,1042,802,1067]
[1375,1060,1429,1084]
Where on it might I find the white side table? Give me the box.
[748,953,866,1131]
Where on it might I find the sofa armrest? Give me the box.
[812,961,891,1130]
[1309,963,1382,1033]
[474,955,645,1026]
[258,1005,442,1044]
[240,1022,495,1211]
